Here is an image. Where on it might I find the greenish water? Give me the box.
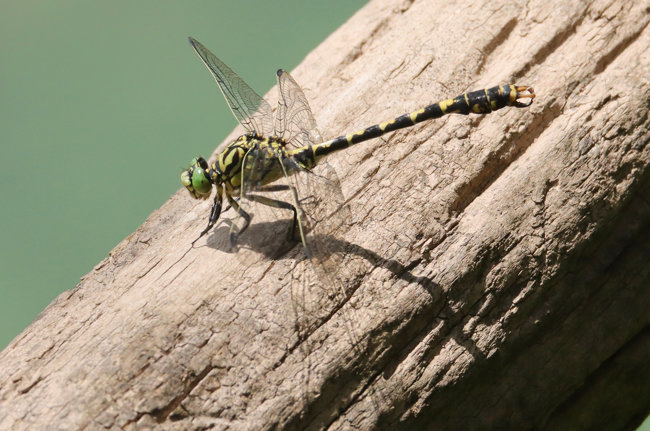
[0,0,365,349]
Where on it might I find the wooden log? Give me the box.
[1,0,649,429]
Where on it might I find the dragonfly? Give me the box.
[181,37,535,258]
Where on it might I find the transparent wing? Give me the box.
[231,142,296,254]
[234,141,357,357]
[275,70,323,148]
[285,156,359,355]
[234,70,323,254]
[189,37,274,137]
[234,70,324,244]
[213,67,353,344]
[291,159,349,265]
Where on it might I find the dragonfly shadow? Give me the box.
[305,233,442,297]
[203,218,300,260]
[202,218,442,297]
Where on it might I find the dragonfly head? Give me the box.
[181,157,213,199]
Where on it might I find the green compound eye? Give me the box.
[191,167,211,195]
[181,157,211,199]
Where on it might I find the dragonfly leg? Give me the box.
[251,184,303,240]
[192,193,222,246]
[227,194,251,247]
[247,184,312,257]
[246,192,299,242]
[255,184,292,192]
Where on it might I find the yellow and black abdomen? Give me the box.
[309,84,534,162]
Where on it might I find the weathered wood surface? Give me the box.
[1,0,649,429]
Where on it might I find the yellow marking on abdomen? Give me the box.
[347,129,366,143]
[471,90,485,113]
[409,108,425,123]
[380,119,395,131]
[439,98,453,114]
[507,85,517,103]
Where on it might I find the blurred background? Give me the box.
[0,1,366,350]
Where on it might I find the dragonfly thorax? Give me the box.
[215,133,293,192]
